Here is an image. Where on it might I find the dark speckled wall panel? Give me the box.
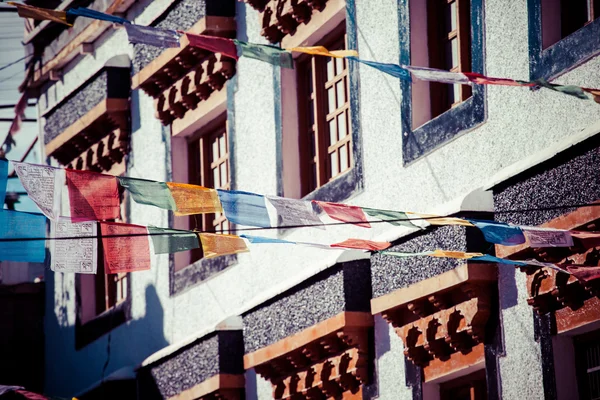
[371,225,488,299]
[493,136,600,226]
[243,260,371,354]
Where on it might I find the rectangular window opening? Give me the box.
[541,0,600,49]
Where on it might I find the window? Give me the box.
[542,0,600,49]
[440,370,487,400]
[575,330,600,400]
[79,259,128,325]
[297,26,352,196]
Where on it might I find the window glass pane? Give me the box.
[445,38,459,70]
[335,57,344,76]
[449,84,457,105]
[330,151,339,177]
[336,80,346,108]
[327,87,336,113]
[340,144,349,171]
[327,58,335,80]
[329,119,337,145]
[309,100,314,126]
[213,167,219,187]
[337,113,347,139]
[448,1,457,32]
[220,163,227,188]
[212,140,218,162]
[219,135,226,158]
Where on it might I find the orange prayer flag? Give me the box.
[429,249,483,259]
[66,169,120,221]
[287,46,358,58]
[331,239,391,251]
[199,233,249,259]
[100,222,151,273]
[7,2,71,26]
[408,212,473,227]
[165,182,222,215]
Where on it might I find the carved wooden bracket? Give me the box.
[244,312,373,400]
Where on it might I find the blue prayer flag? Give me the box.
[0,159,7,205]
[66,8,130,24]
[471,254,527,266]
[348,57,411,81]
[217,190,272,228]
[0,210,46,263]
[241,234,294,244]
[468,219,526,246]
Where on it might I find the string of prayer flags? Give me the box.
[199,232,249,259]
[288,46,358,59]
[217,190,271,227]
[66,169,120,222]
[0,159,7,205]
[13,162,64,220]
[148,226,200,254]
[0,210,46,263]
[240,234,295,244]
[362,207,422,229]
[410,213,473,227]
[125,24,181,48]
[65,7,130,24]
[331,239,391,251]
[315,201,371,228]
[404,65,471,85]
[118,177,177,211]
[522,226,574,248]
[100,222,151,273]
[348,57,411,81]
[7,2,70,26]
[185,33,238,60]
[234,40,293,69]
[467,219,526,246]
[165,182,221,215]
[266,196,323,228]
[429,249,484,259]
[50,219,97,274]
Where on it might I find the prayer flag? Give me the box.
[0,159,7,206]
[118,177,176,211]
[13,162,64,220]
[571,231,600,248]
[348,57,411,81]
[186,33,238,60]
[315,201,371,228]
[382,250,435,258]
[463,72,533,87]
[429,249,483,259]
[410,213,473,227]
[66,7,129,24]
[404,65,471,85]
[0,210,46,263]
[522,227,574,247]
[331,239,391,251]
[560,264,600,282]
[125,24,181,48]
[166,182,222,215]
[100,222,151,273]
[234,40,293,69]
[287,46,358,58]
[148,226,200,254]
[199,233,249,259]
[7,2,70,25]
[535,78,589,100]
[66,169,120,221]
[470,254,528,266]
[241,234,294,244]
[50,219,97,274]
[217,190,271,227]
[266,196,323,228]
[8,91,28,136]
[362,207,420,228]
[468,219,526,246]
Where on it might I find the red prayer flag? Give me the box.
[314,201,371,228]
[66,169,120,221]
[560,264,600,282]
[185,33,239,60]
[100,222,151,274]
[463,72,533,87]
[331,239,391,251]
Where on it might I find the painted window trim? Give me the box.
[527,0,600,80]
[399,0,486,165]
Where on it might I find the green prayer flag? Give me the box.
[362,207,420,228]
[535,78,589,100]
[234,40,294,69]
[118,176,177,211]
[148,226,201,254]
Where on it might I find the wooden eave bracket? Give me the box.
[168,374,245,400]
[244,311,373,400]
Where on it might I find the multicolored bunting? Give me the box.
[234,40,293,69]
[315,201,371,228]
[118,177,177,211]
[522,226,574,248]
[404,65,471,85]
[148,226,200,254]
[0,159,7,205]
[0,210,46,263]
[199,232,249,259]
[467,219,526,246]
[7,2,70,26]
[266,196,323,228]
[125,24,181,48]
[165,182,222,215]
[362,207,421,229]
[348,57,411,81]
[331,239,391,251]
[217,190,271,228]
[65,7,130,24]
[13,162,64,220]
[100,222,151,273]
[287,46,358,59]
[185,33,238,60]
[50,219,97,274]
[65,169,120,222]
[241,234,294,244]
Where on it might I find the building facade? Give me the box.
[23,0,600,398]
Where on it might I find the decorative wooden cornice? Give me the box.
[131,16,236,127]
[371,263,496,382]
[45,98,129,175]
[168,374,244,400]
[244,311,373,400]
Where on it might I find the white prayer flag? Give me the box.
[13,162,64,220]
[522,227,574,248]
[266,196,324,229]
[50,219,97,274]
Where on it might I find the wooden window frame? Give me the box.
[574,329,600,400]
[559,0,600,39]
[439,369,487,400]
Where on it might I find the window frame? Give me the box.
[439,369,488,400]
[574,329,600,400]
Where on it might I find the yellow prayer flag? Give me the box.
[408,212,474,227]
[165,182,222,215]
[8,2,71,26]
[199,233,249,259]
[287,46,358,58]
[429,250,484,259]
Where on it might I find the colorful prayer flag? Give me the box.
[404,65,471,85]
[522,227,574,247]
[13,162,64,220]
[7,2,70,25]
[185,33,238,60]
[429,249,483,259]
[66,169,120,221]
[463,72,532,87]
[560,264,600,282]
[266,196,323,228]
[410,213,473,227]
[535,78,589,100]
[348,57,411,81]
[470,254,528,266]
[166,182,222,215]
[148,226,200,254]
[468,219,526,246]
[315,201,371,228]
[240,234,295,244]
[0,210,46,263]
[0,159,7,206]
[118,177,177,211]
[571,231,600,248]
[50,219,97,274]
[199,232,249,259]
[287,46,358,58]
[381,250,435,258]
[125,24,181,48]
[217,190,271,227]
[331,239,391,251]
[234,40,293,69]
[66,7,130,24]
[362,207,420,228]
[100,222,151,273]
